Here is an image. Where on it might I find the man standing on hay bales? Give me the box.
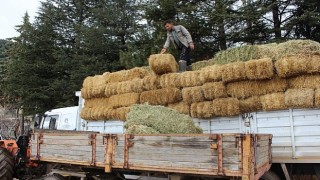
[161,20,194,71]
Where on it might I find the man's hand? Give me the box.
[189,42,195,50]
[161,48,167,54]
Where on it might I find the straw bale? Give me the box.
[116,79,144,94]
[126,125,160,134]
[190,101,214,118]
[221,61,246,82]
[148,54,178,75]
[167,102,190,115]
[82,76,94,88]
[103,107,130,121]
[307,55,320,73]
[180,71,205,87]
[81,88,90,99]
[226,77,287,99]
[212,98,240,116]
[90,107,105,120]
[108,93,140,108]
[288,75,320,89]
[285,88,314,108]
[104,83,118,98]
[84,97,109,108]
[125,104,202,134]
[245,58,274,80]
[239,96,262,113]
[140,88,182,105]
[199,64,223,82]
[275,40,320,60]
[143,75,160,91]
[159,73,181,88]
[202,82,227,100]
[87,75,108,98]
[108,67,149,83]
[260,92,287,111]
[315,89,320,108]
[181,86,204,104]
[80,107,92,120]
[275,56,309,78]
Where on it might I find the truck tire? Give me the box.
[42,173,65,180]
[0,147,14,180]
[260,171,281,180]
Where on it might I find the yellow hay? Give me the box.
[260,92,287,111]
[85,75,107,98]
[82,76,94,88]
[107,67,149,83]
[285,89,314,108]
[148,54,178,75]
[108,93,140,108]
[212,98,240,116]
[90,107,105,120]
[116,79,144,94]
[307,55,320,73]
[226,77,287,99]
[104,82,118,98]
[81,88,90,99]
[239,96,262,113]
[199,64,223,82]
[245,58,274,80]
[275,56,309,78]
[103,107,130,121]
[202,82,227,100]
[315,89,320,108]
[159,73,181,88]
[190,101,214,118]
[84,98,109,108]
[180,71,204,87]
[80,107,92,120]
[143,75,160,91]
[221,61,246,82]
[181,86,204,104]
[167,102,190,115]
[288,75,320,89]
[140,88,182,105]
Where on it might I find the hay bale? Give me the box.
[84,98,109,108]
[221,61,246,82]
[108,93,140,108]
[214,45,258,64]
[90,107,105,120]
[315,89,320,108]
[288,75,320,89]
[212,98,240,116]
[260,92,287,111]
[190,101,214,118]
[199,64,223,82]
[116,79,144,94]
[307,55,320,73]
[82,76,94,88]
[148,54,178,75]
[275,56,309,78]
[167,102,190,115]
[180,71,204,87]
[226,77,288,99]
[275,40,320,60]
[140,88,182,105]
[181,86,204,104]
[191,60,209,70]
[245,58,274,80]
[239,96,262,113]
[159,73,181,88]
[107,67,149,83]
[126,125,160,134]
[81,88,90,99]
[104,107,130,121]
[202,82,227,100]
[80,107,93,120]
[285,89,314,108]
[143,75,160,91]
[125,104,202,134]
[105,83,118,98]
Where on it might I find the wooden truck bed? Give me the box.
[30,132,272,179]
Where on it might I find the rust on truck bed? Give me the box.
[30,132,272,180]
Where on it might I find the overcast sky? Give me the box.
[0,0,41,39]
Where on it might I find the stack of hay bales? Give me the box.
[80,40,320,130]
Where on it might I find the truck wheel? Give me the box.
[42,173,65,180]
[260,170,281,180]
[0,147,14,180]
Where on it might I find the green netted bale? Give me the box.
[159,73,181,88]
[181,86,204,104]
[239,96,262,113]
[140,88,182,105]
[167,102,190,115]
[221,62,246,82]
[126,125,160,134]
[260,92,287,111]
[212,98,240,116]
[125,104,202,134]
[180,71,205,87]
[190,101,214,118]
[199,65,223,82]
[275,40,320,60]
[285,89,314,108]
[149,54,178,75]
[202,82,227,100]
[245,58,274,80]
[226,77,288,99]
[288,75,320,89]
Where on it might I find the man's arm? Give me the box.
[161,33,171,53]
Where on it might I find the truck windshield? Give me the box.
[42,115,59,130]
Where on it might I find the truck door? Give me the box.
[41,115,59,130]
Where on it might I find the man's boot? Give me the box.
[179,60,187,72]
